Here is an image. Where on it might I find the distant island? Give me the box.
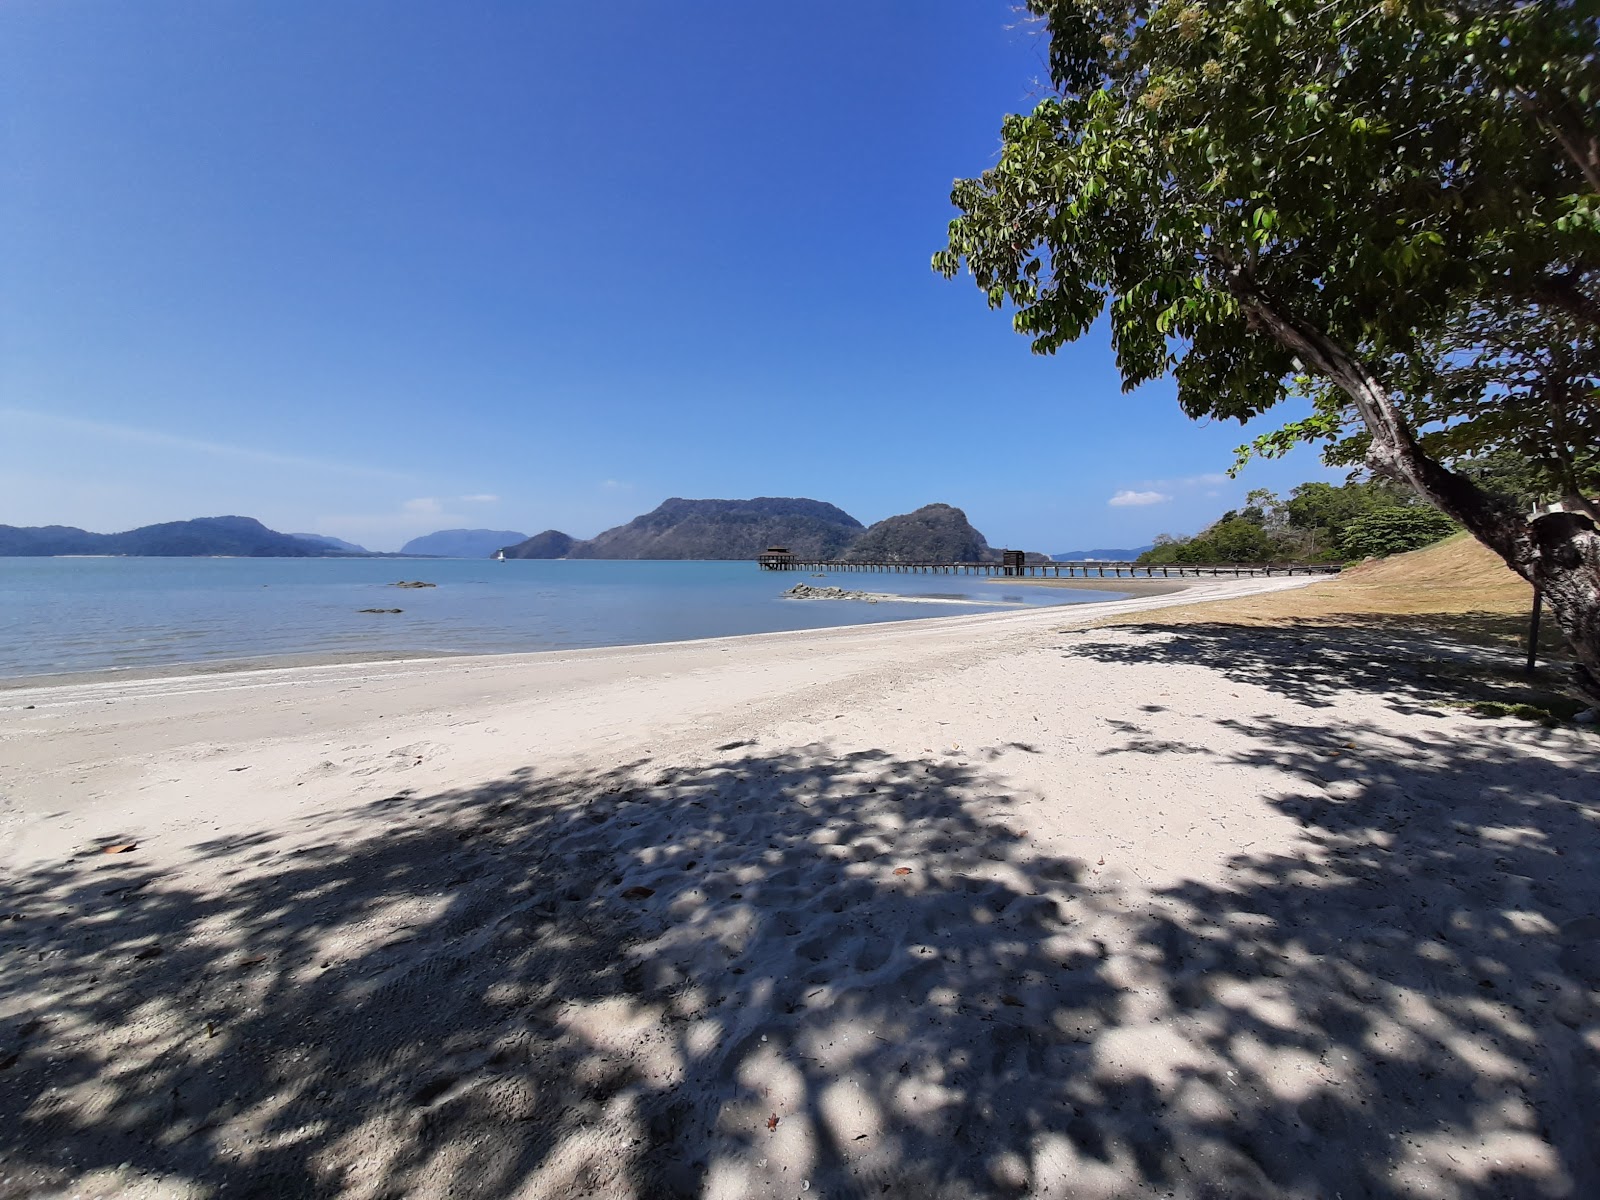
[501,530,576,559]
[502,497,1044,564]
[0,517,344,558]
[506,497,865,561]
[841,503,999,563]
[1053,545,1156,561]
[3,499,1062,561]
[400,529,528,558]
[291,533,371,554]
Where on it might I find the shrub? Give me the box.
[1337,507,1458,559]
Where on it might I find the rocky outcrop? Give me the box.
[784,583,882,602]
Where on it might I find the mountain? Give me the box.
[569,497,863,560]
[0,516,328,557]
[502,530,576,559]
[1053,546,1156,561]
[399,529,528,558]
[291,533,370,554]
[839,503,999,563]
[0,524,104,555]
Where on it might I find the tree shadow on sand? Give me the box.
[2,665,1597,1198]
[1080,618,1583,718]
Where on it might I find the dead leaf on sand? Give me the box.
[102,843,138,855]
[1001,994,1025,1007]
[767,1113,780,1132]
[132,945,163,960]
[238,955,269,968]
[892,867,912,876]
[1097,856,1106,866]
[620,886,655,900]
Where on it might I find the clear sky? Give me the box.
[1,1,1339,552]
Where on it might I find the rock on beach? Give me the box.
[784,583,882,602]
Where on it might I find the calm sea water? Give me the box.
[0,558,1118,679]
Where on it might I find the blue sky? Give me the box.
[1,1,1339,552]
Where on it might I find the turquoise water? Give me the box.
[0,558,1118,679]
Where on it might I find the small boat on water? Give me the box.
[495,549,506,562]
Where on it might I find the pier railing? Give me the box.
[757,553,1339,580]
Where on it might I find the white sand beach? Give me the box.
[2,576,1596,1200]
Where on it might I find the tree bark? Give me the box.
[1234,277,1600,700]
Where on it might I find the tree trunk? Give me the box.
[1237,283,1600,701]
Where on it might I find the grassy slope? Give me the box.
[1132,533,1538,642]
[1105,534,1586,720]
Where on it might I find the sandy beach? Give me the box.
[2,575,1596,1200]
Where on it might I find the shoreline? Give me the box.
[982,575,1192,596]
[0,579,1181,695]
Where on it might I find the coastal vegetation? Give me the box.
[1140,477,1456,565]
[936,0,1600,697]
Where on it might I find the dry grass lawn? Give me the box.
[1103,534,1588,720]
[1128,533,1542,645]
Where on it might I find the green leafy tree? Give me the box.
[935,0,1600,696]
[1138,477,1441,563]
[1339,508,1460,560]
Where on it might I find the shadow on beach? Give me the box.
[2,628,1597,1198]
[1088,617,1582,718]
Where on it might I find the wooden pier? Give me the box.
[757,547,1338,580]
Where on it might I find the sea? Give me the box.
[0,557,1120,680]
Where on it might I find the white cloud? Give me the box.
[458,493,499,503]
[403,497,444,515]
[601,479,631,490]
[1108,489,1171,507]
[0,406,413,481]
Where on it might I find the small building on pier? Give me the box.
[758,546,797,570]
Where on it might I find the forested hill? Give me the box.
[501,530,576,559]
[490,499,1038,561]
[0,516,341,557]
[291,533,370,554]
[568,497,864,560]
[840,503,999,563]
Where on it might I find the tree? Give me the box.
[935,1,1600,697]
[1339,508,1460,560]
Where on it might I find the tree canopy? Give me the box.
[1139,478,1449,564]
[936,0,1600,696]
